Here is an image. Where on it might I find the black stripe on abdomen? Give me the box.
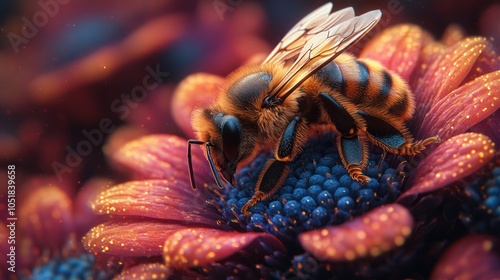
[316,61,345,93]
[379,70,392,98]
[356,61,369,96]
[388,92,408,118]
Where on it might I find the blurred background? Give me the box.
[0,0,498,277]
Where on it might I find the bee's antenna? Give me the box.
[205,142,225,189]
[187,139,204,189]
[187,140,225,190]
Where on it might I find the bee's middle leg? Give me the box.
[241,116,308,215]
[318,92,370,183]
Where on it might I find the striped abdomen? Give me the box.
[315,53,415,121]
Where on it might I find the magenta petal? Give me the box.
[360,24,429,81]
[92,180,224,228]
[418,70,500,140]
[163,228,285,268]
[431,235,500,280]
[114,263,173,280]
[299,204,413,261]
[399,133,495,200]
[19,185,73,252]
[112,134,214,185]
[413,37,489,124]
[83,220,187,257]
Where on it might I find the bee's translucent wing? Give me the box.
[264,4,355,64]
[269,9,382,101]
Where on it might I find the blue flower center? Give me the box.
[462,166,500,233]
[30,254,110,280]
[219,132,401,236]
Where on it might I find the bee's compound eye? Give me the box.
[221,116,241,161]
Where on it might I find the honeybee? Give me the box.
[187,3,440,215]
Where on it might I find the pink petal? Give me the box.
[399,133,495,200]
[360,24,431,81]
[418,70,500,141]
[92,180,224,228]
[30,15,188,102]
[19,185,73,251]
[464,42,500,84]
[299,204,413,262]
[469,109,500,146]
[431,235,500,280]
[413,37,489,125]
[114,263,173,280]
[73,177,114,237]
[440,24,466,47]
[171,73,224,139]
[83,220,187,257]
[112,134,214,186]
[163,228,285,268]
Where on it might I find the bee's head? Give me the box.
[190,107,254,189]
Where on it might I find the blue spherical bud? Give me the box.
[487,187,500,196]
[286,177,298,187]
[318,155,335,167]
[366,179,380,192]
[307,185,323,198]
[305,162,316,172]
[227,198,238,207]
[278,185,294,195]
[268,201,283,216]
[272,214,288,229]
[359,189,374,203]
[331,165,345,177]
[300,196,317,213]
[323,178,340,193]
[339,174,353,187]
[295,179,308,189]
[485,196,500,211]
[293,188,307,200]
[251,202,266,213]
[334,187,350,201]
[299,170,313,180]
[250,213,266,225]
[337,197,355,211]
[311,206,329,227]
[317,190,334,208]
[350,181,362,196]
[279,193,293,203]
[309,174,325,186]
[284,200,301,217]
[315,165,331,177]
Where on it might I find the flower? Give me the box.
[83,23,499,278]
[14,177,113,279]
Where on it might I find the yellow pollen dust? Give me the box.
[356,230,367,240]
[483,240,493,251]
[345,250,356,261]
[355,244,367,256]
[394,235,405,246]
[326,247,336,257]
[207,251,215,259]
[370,247,382,257]
[402,226,412,236]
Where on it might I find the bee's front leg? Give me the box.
[241,116,308,216]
